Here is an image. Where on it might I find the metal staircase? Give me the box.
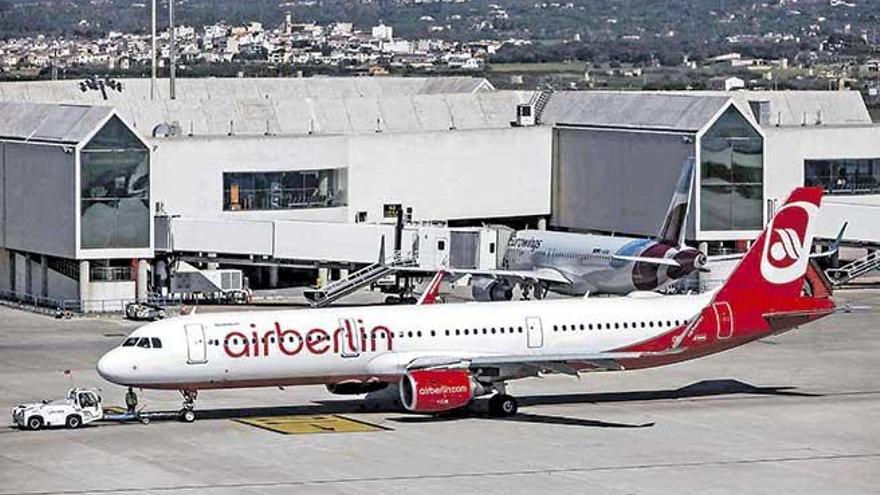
[531,88,553,124]
[303,253,417,307]
[826,250,880,286]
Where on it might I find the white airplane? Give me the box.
[404,158,707,301]
[98,187,836,421]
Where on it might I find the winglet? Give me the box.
[810,221,847,259]
[417,271,446,305]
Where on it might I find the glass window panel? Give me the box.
[700,107,763,231]
[805,158,880,195]
[80,117,150,249]
[222,169,347,211]
[84,116,147,151]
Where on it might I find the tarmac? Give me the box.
[0,286,879,495]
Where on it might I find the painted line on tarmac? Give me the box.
[5,452,879,495]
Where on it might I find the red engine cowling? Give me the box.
[399,369,474,413]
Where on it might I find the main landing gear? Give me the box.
[179,390,197,423]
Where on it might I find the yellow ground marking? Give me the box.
[234,415,391,435]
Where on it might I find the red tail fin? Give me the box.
[703,186,835,342]
[617,187,834,357]
[714,186,824,310]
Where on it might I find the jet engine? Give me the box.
[399,369,476,413]
[668,248,708,280]
[471,277,513,302]
[325,381,389,395]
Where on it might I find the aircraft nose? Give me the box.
[97,349,131,385]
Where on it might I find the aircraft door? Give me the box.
[525,316,543,348]
[712,302,734,339]
[338,318,360,358]
[184,324,208,364]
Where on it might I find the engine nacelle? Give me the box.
[471,277,513,302]
[325,381,388,395]
[399,369,474,413]
[668,248,708,280]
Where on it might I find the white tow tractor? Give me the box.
[11,388,103,430]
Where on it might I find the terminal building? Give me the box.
[0,77,877,310]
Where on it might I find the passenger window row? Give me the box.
[121,337,163,348]
[397,327,525,339]
[210,332,391,347]
[552,319,687,332]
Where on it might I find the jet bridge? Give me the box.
[154,216,504,295]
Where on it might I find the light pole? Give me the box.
[151,0,156,100]
[169,0,176,100]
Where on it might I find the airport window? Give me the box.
[700,107,764,231]
[122,338,137,347]
[805,159,880,195]
[223,169,347,211]
[80,116,150,250]
[151,338,162,348]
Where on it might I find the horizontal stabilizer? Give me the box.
[611,254,680,267]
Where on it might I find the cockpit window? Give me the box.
[136,338,151,348]
[151,337,162,349]
[122,337,138,347]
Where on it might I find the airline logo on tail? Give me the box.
[760,201,818,285]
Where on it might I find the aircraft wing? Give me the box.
[403,350,681,375]
[395,266,572,285]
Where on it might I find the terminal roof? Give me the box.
[0,101,113,145]
[541,92,731,132]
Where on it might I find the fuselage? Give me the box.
[503,230,701,295]
[98,293,712,390]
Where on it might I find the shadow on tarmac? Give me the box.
[188,378,818,424]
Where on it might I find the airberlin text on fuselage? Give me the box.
[223,320,393,358]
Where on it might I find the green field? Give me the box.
[489,62,587,73]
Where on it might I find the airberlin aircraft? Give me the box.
[98,187,837,421]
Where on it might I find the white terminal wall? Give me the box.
[763,125,880,244]
[150,126,551,224]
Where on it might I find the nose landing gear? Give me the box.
[179,390,197,423]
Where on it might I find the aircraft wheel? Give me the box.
[488,394,518,417]
[179,409,196,423]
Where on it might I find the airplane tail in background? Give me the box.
[657,158,695,246]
